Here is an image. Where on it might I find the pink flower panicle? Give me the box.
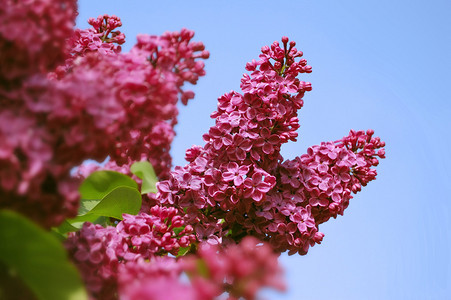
[67,211,283,300]
[117,208,196,257]
[155,37,312,244]
[0,0,77,87]
[184,236,285,300]
[65,223,126,299]
[118,258,197,300]
[66,205,195,298]
[0,10,207,226]
[88,14,125,45]
[156,37,385,256]
[72,26,209,180]
[0,0,79,227]
[104,28,209,179]
[118,238,283,300]
[60,14,125,74]
[264,129,385,254]
[1,3,385,296]
[1,51,121,227]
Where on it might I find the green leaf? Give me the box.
[63,170,142,231]
[130,161,158,194]
[0,210,88,300]
[79,170,138,200]
[52,220,79,237]
[86,186,142,219]
[68,216,107,230]
[177,246,190,257]
[68,186,142,228]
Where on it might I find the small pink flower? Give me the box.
[243,171,273,202]
[222,162,249,186]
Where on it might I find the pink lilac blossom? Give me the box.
[117,208,196,257]
[0,0,77,88]
[1,3,384,296]
[155,36,313,245]
[0,115,80,227]
[52,14,125,78]
[64,223,127,299]
[184,236,285,300]
[72,14,125,55]
[118,258,197,300]
[0,11,207,227]
[0,0,79,227]
[0,55,119,227]
[70,17,209,181]
[156,37,385,256]
[66,205,196,299]
[103,28,208,179]
[118,237,283,300]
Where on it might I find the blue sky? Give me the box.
[78,1,451,299]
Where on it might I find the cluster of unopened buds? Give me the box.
[0,1,385,299]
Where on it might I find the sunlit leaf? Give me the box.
[68,186,142,228]
[130,161,158,194]
[52,220,79,236]
[86,186,141,219]
[79,170,138,201]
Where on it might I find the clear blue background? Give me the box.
[78,1,451,299]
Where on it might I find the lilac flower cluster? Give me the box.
[1,2,385,298]
[67,209,283,299]
[118,258,195,300]
[52,14,125,77]
[278,129,386,227]
[265,129,385,254]
[0,0,80,227]
[116,236,283,300]
[65,16,209,179]
[117,207,196,256]
[65,205,196,299]
[156,37,385,255]
[184,236,285,300]
[0,0,77,87]
[0,10,207,227]
[156,39,311,223]
[71,15,125,56]
[64,223,124,299]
